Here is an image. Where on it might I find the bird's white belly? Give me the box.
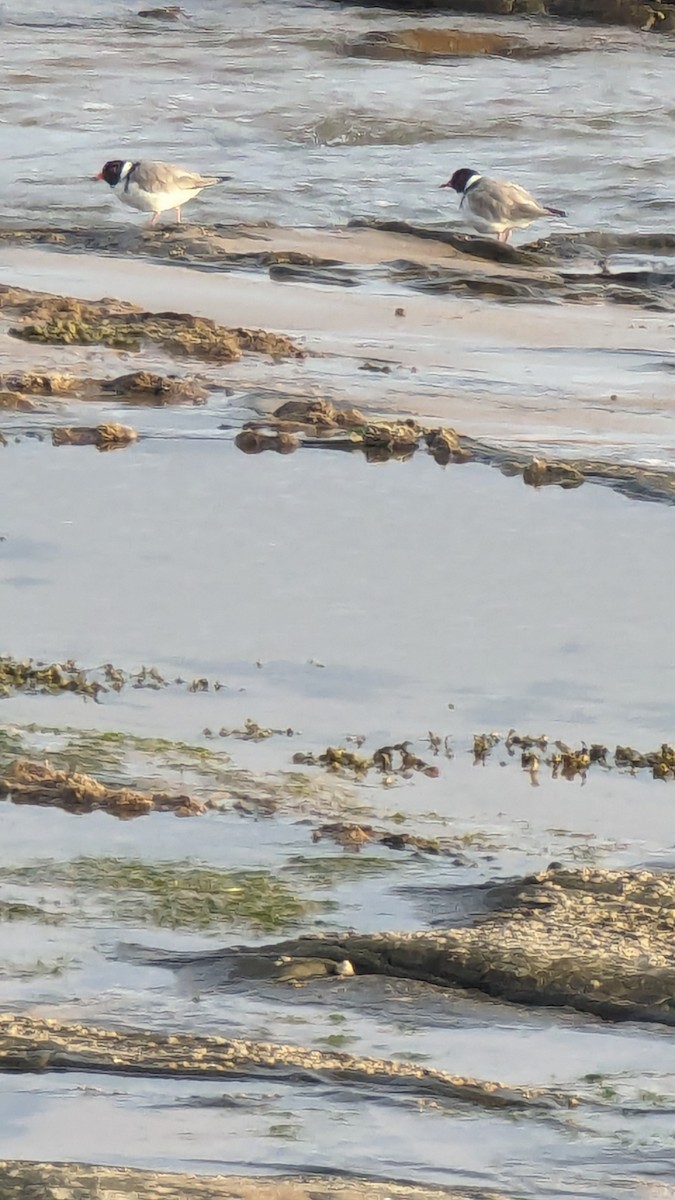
[117,180,200,214]
[468,213,504,235]
[468,205,537,236]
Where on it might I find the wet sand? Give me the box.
[1,240,675,460]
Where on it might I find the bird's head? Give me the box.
[95,160,125,187]
[440,168,478,194]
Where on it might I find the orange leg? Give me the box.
[149,211,159,228]
[175,207,182,224]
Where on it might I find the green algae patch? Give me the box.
[0,722,367,828]
[0,284,304,363]
[0,857,328,933]
[28,727,233,785]
[0,900,63,925]
[0,957,70,979]
[283,853,398,886]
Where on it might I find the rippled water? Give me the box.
[2,0,675,237]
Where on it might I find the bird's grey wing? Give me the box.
[131,161,213,192]
[488,179,548,219]
[463,180,516,224]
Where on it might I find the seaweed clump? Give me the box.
[292,741,439,780]
[312,821,468,860]
[237,399,467,465]
[1,286,304,363]
[0,657,107,700]
[52,423,138,450]
[101,371,209,405]
[0,760,205,819]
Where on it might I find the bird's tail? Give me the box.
[215,175,232,183]
[545,206,566,218]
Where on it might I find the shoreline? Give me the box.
[1,239,674,464]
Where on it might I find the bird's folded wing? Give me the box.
[471,179,547,221]
[131,162,213,192]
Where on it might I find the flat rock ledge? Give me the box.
[0,1013,572,1115]
[0,1165,507,1200]
[149,867,675,1027]
[327,0,675,34]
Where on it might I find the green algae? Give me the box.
[1,285,303,363]
[0,900,63,925]
[0,957,71,980]
[314,1033,357,1049]
[0,857,330,933]
[283,854,398,886]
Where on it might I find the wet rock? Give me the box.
[0,371,76,395]
[271,398,366,428]
[0,391,38,412]
[0,1163,513,1200]
[235,429,300,455]
[349,217,547,266]
[522,457,584,489]
[346,27,520,58]
[0,285,304,363]
[344,27,564,60]
[0,1012,571,1111]
[549,0,659,27]
[0,759,204,819]
[138,5,184,17]
[268,262,361,287]
[313,821,462,857]
[51,423,138,451]
[425,428,471,464]
[329,0,675,32]
[273,398,338,426]
[210,865,675,1026]
[101,371,208,405]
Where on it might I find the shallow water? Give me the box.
[1,428,675,1194]
[1,0,675,240]
[2,3,675,1197]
